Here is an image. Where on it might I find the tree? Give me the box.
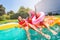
[18,6,25,13]
[7,10,15,15]
[25,8,30,12]
[17,6,30,18]
[0,5,6,16]
[48,12,52,15]
[10,6,30,19]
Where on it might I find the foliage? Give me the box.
[7,10,15,15]
[10,12,29,19]
[0,5,30,20]
[48,12,60,15]
[10,6,29,19]
[48,12,52,15]
[3,14,10,20]
[0,5,6,16]
[0,16,5,21]
[0,14,10,21]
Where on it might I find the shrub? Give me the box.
[0,16,5,21]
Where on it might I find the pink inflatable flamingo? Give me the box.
[28,11,45,24]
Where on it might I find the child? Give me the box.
[18,16,31,40]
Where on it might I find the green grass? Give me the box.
[54,15,60,18]
[0,19,18,24]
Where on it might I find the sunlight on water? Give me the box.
[0,24,60,40]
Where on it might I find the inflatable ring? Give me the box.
[32,12,45,24]
[0,23,20,30]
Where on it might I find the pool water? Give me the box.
[0,24,60,40]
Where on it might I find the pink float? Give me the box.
[32,12,45,24]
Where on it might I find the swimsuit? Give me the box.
[19,20,27,27]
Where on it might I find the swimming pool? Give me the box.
[0,24,60,40]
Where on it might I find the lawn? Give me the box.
[54,15,60,18]
[0,19,18,24]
